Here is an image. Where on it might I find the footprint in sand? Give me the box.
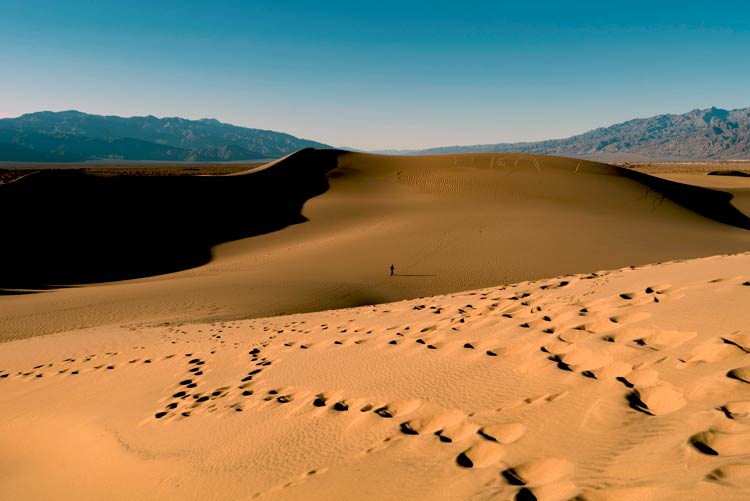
[720,401,750,420]
[690,424,750,456]
[478,423,526,444]
[607,310,651,325]
[456,441,505,468]
[627,384,686,416]
[400,410,465,435]
[276,393,295,404]
[331,397,369,411]
[727,366,750,384]
[437,422,479,443]
[557,330,590,343]
[503,457,574,486]
[502,457,577,500]
[544,342,617,376]
[633,329,697,351]
[683,338,747,364]
[720,331,750,354]
[374,399,421,418]
[498,392,568,412]
[706,463,750,487]
[614,285,679,306]
[513,481,578,501]
[312,392,333,407]
[616,368,660,388]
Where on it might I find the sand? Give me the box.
[2,253,750,499]
[1,151,750,499]
[2,151,749,340]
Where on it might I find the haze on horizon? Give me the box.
[2,0,749,150]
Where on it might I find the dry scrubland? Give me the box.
[1,151,750,500]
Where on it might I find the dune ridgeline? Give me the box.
[1,150,750,500]
[1,149,748,338]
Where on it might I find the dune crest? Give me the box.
[2,151,749,341]
[0,148,342,290]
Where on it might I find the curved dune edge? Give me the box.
[1,252,750,499]
[620,167,750,230]
[3,150,750,341]
[0,148,343,290]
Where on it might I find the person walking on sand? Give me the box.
[390,264,395,277]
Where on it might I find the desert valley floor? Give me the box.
[1,151,750,500]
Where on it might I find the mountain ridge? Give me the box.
[375,106,750,161]
[0,111,331,162]
[4,106,750,163]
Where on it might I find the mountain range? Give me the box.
[0,111,330,162]
[379,106,750,161]
[2,106,749,163]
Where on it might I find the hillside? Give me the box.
[0,111,331,162]
[2,150,748,338]
[392,107,750,161]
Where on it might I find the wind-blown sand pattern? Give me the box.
[1,151,750,499]
[2,253,750,500]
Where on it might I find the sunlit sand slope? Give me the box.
[1,151,748,340]
[1,253,750,499]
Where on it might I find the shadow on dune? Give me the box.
[620,168,750,230]
[0,285,73,296]
[2,150,748,295]
[708,170,750,178]
[0,148,343,291]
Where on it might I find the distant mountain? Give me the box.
[0,111,331,162]
[384,106,750,161]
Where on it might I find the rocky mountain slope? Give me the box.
[398,107,750,161]
[0,111,330,162]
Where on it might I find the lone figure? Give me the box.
[390,264,395,276]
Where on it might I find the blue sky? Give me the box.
[2,1,749,149]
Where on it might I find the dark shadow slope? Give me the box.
[0,148,342,290]
[620,168,750,230]
[708,170,750,178]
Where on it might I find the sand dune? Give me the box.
[0,149,342,290]
[1,150,749,340]
[2,151,750,499]
[1,253,750,499]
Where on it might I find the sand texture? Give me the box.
[1,151,750,499]
[2,254,750,499]
[1,151,748,340]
